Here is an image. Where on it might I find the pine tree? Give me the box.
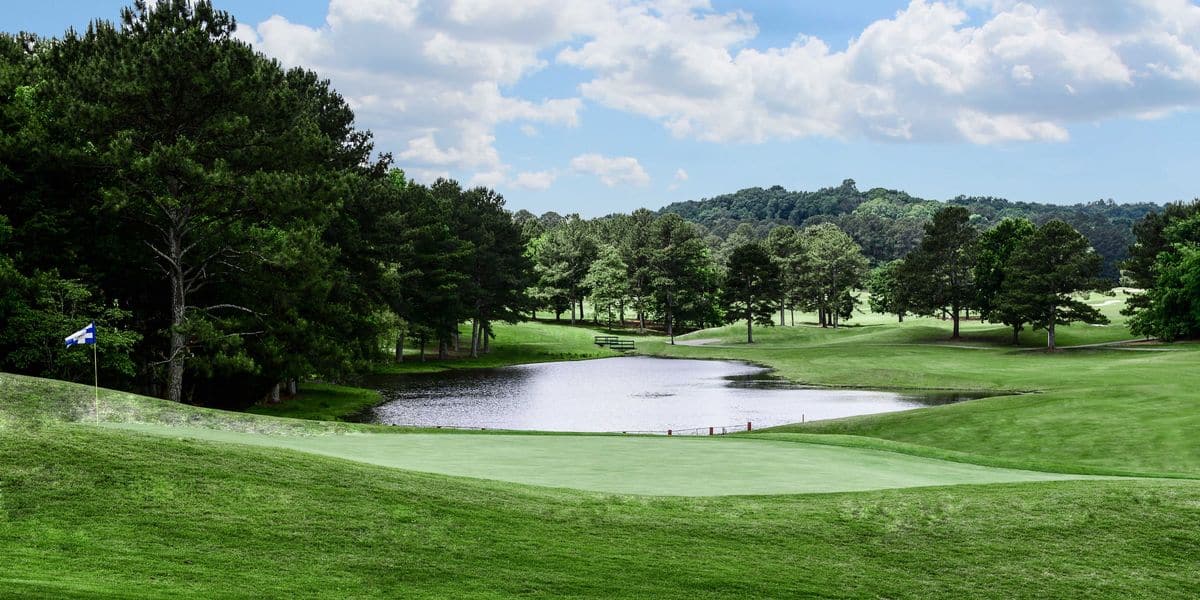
[903,206,978,339]
[1000,220,1109,350]
[721,243,781,343]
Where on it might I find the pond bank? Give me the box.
[251,321,623,421]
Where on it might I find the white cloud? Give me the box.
[512,170,557,190]
[467,169,508,188]
[570,154,651,187]
[236,0,584,175]
[560,0,1200,144]
[233,0,1200,180]
[668,167,688,190]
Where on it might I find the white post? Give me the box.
[93,341,99,421]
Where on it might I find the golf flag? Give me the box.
[65,322,96,348]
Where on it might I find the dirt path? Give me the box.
[674,337,721,347]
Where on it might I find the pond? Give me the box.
[358,357,994,433]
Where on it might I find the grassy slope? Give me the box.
[376,320,619,375]
[3,424,1198,599]
[646,290,1200,475]
[244,383,382,422]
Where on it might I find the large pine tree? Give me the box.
[1000,220,1109,350]
[903,206,978,339]
[721,243,781,343]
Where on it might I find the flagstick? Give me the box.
[93,340,99,421]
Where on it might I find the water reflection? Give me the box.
[360,356,993,432]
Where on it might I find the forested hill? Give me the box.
[660,179,1162,279]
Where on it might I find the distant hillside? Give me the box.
[660,179,1163,280]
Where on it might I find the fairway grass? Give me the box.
[646,294,1200,476]
[93,423,1108,495]
[2,424,1198,598]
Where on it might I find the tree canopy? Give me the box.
[999,220,1109,350]
[721,243,781,343]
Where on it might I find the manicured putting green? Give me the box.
[96,422,1103,496]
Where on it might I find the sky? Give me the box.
[7,0,1200,216]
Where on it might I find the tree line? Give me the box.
[864,201,1200,348]
[662,179,1157,280]
[0,2,532,407]
[522,204,1126,350]
[1121,200,1200,341]
[866,207,1111,350]
[520,210,872,344]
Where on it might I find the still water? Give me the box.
[360,356,991,432]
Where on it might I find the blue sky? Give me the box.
[8,1,1200,216]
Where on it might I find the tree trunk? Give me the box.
[287,379,297,396]
[268,383,280,405]
[470,318,480,359]
[1047,317,1056,351]
[818,306,826,328]
[419,336,426,362]
[666,291,675,344]
[951,306,961,340]
[395,332,405,363]
[1012,323,1020,345]
[570,297,576,325]
[898,313,904,323]
[639,309,646,333]
[619,300,625,325]
[555,309,561,322]
[747,311,754,344]
[780,300,786,326]
[790,308,794,327]
[452,331,459,352]
[482,322,491,353]
[166,236,186,403]
[438,338,448,360]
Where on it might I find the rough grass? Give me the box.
[375,320,619,375]
[245,383,382,422]
[2,424,1198,598]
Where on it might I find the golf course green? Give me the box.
[93,423,1107,495]
[3,292,1199,597]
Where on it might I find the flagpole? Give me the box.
[93,339,99,421]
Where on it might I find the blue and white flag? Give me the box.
[65,322,96,348]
